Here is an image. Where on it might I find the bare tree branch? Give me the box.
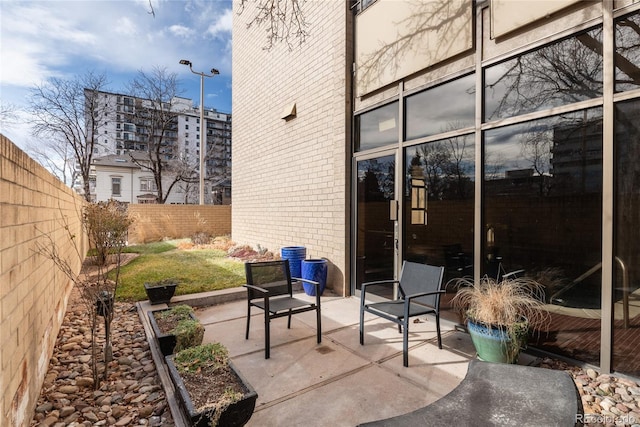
[0,102,20,132]
[29,71,110,201]
[238,0,309,50]
[26,136,78,186]
[126,67,189,204]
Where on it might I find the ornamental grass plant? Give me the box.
[452,276,550,329]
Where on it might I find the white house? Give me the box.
[91,153,187,204]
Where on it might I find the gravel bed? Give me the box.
[30,287,174,427]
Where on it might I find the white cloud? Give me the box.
[169,24,195,38]
[207,8,233,38]
[115,17,139,36]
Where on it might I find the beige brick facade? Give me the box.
[232,1,352,295]
[1,135,88,427]
[127,204,231,244]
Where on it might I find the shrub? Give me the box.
[191,231,211,245]
[174,319,205,352]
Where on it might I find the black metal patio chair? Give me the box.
[359,261,445,367]
[244,260,322,359]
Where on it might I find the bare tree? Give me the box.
[126,67,187,204]
[237,0,309,50]
[36,201,132,388]
[29,71,110,201]
[0,102,19,132]
[26,136,78,187]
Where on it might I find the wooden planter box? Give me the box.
[148,309,199,357]
[144,282,177,305]
[166,356,258,427]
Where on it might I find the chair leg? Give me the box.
[245,302,251,340]
[265,310,271,359]
[403,317,409,367]
[287,309,292,329]
[436,313,442,349]
[316,306,322,344]
[359,307,365,345]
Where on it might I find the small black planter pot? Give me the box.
[166,356,258,427]
[95,291,114,317]
[144,282,177,305]
[148,309,200,357]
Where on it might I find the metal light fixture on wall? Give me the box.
[409,163,427,225]
[179,59,220,205]
[410,177,427,225]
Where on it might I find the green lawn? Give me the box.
[113,240,246,302]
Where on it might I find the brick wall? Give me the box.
[232,1,352,295]
[127,205,231,244]
[0,135,88,427]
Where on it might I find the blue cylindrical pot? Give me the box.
[301,259,328,296]
[280,246,306,278]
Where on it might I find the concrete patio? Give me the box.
[137,288,538,427]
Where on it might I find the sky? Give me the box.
[0,0,233,150]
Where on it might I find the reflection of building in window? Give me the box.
[111,177,121,196]
[140,178,157,192]
[551,119,603,194]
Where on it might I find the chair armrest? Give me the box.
[243,284,269,294]
[361,279,398,291]
[404,289,446,302]
[361,279,399,305]
[291,277,320,288]
[291,278,322,307]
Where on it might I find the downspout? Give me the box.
[347,0,358,297]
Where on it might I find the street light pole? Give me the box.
[179,60,219,205]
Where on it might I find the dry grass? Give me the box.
[452,276,551,331]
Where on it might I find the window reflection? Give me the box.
[484,108,603,366]
[355,102,399,151]
[404,134,475,284]
[613,99,640,375]
[615,12,640,93]
[484,27,603,121]
[356,156,395,295]
[405,74,475,140]
[485,109,603,196]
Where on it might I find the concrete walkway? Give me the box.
[137,289,537,427]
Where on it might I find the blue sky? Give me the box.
[0,0,233,149]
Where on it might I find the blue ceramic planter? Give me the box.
[281,246,306,278]
[301,259,328,296]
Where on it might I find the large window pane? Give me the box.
[613,99,640,376]
[355,102,399,152]
[404,134,475,317]
[484,27,603,121]
[356,156,395,297]
[615,11,640,93]
[484,108,603,366]
[405,74,475,140]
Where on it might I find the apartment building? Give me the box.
[233,0,640,376]
[85,90,231,204]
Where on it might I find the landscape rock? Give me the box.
[29,287,173,426]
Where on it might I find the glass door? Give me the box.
[355,154,397,298]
